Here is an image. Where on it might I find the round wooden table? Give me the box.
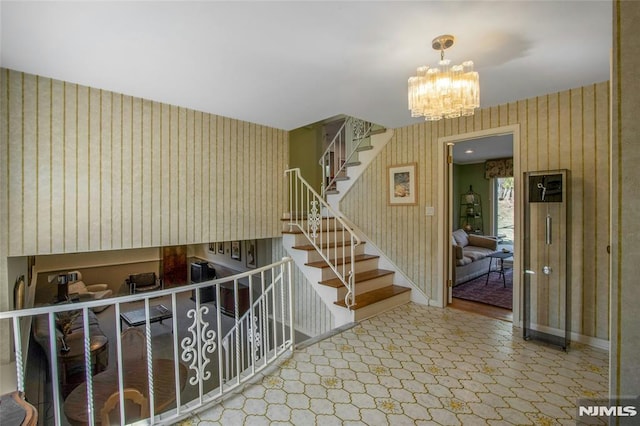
[63,359,187,425]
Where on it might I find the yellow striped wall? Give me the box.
[0,68,288,257]
[341,82,610,340]
[271,238,334,337]
[611,0,640,399]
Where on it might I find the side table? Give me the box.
[59,335,108,398]
[485,251,513,288]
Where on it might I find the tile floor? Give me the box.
[182,302,608,425]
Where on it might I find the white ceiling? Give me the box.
[1,1,612,131]
[452,134,513,164]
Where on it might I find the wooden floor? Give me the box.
[448,297,513,322]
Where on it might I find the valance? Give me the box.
[485,158,513,179]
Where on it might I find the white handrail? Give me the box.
[285,168,360,308]
[0,257,295,425]
[320,117,373,197]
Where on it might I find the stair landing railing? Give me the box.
[0,257,294,426]
[320,117,373,198]
[286,168,360,308]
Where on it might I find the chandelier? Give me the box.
[408,35,479,121]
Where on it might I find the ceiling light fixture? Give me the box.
[408,34,480,121]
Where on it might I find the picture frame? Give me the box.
[231,241,241,260]
[245,240,257,268]
[217,242,224,254]
[208,243,216,252]
[388,163,418,205]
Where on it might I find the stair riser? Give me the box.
[317,257,379,281]
[336,274,395,300]
[353,291,411,321]
[305,244,365,264]
[290,231,351,246]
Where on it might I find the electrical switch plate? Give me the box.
[425,206,435,216]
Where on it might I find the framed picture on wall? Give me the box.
[245,240,257,268]
[388,163,418,205]
[208,243,216,252]
[231,241,241,260]
[217,242,224,254]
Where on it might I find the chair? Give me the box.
[126,272,162,294]
[120,328,146,363]
[66,271,113,312]
[99,388,149,425]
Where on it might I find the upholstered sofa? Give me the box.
[452,229,498,286]
[67,270,113,312]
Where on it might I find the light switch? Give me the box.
[425,206,435,216]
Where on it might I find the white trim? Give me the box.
[437,124,521,323]
[339,216,430,306]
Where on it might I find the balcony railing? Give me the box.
[0,257,294,425]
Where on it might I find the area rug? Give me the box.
[453,269,513,310]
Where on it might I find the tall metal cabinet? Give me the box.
[523,170,570,350]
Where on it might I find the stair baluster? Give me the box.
[286,168,360,307]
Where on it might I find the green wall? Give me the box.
[289,126,323,193]
[453,163,490,234]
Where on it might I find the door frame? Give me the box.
[436,124,522,325]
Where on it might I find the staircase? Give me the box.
[282,214,411,323]
[283,168,411,327]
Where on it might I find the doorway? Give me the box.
[437,125,521,324]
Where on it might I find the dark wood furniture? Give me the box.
[59,335,109,397]
[63,359,187,425]
[0,391,38,426]
[32,310,109,398]
[119,304,172,330]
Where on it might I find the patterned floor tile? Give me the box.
[191,303,608,424]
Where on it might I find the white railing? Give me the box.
[0,257,294,426]
[286,168,360,308]
[320,117,373,197]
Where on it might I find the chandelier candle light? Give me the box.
[408,34,479,121]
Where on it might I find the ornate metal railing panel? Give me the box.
[0,257,294,426]
[320,117,373,197]
[286,168,360,308]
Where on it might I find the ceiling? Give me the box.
[0,1,612,131]
[452,134,513,164]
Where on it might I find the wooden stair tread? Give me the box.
[334,285,410,309]
[319,269,394,288]
[344,161,361,168]
[356,145,374,152]
[306,253,379,268]
[293,240,358,251]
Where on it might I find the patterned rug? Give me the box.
[453,269,513,310]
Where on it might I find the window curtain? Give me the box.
[485,158,513,179]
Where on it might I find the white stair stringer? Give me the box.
[326,128,394,211]
[339,216,430,306]
[282,232,355,328]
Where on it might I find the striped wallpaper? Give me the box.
[0,68,288,257]
[611,0,640,398]
[341,82,610,340]
[271,238,333,338]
